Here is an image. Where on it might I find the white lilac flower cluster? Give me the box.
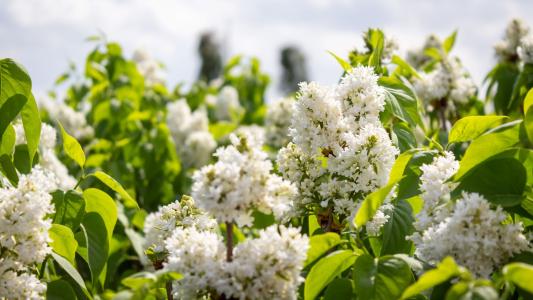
[409,152,530,278]
[415,151,459,231]
[518,34,533,64]
[143,195,217,258]
[414,57,477,107]
[277,66,398,218]
[14,122,76,191]
[132,49,165,86]
[206,86,243,121]
[164,225,308,300]
[365,202,394,236]
[166,99,217,169]
[40,97,94,140]
[265,97,295,148]
[234,125,266,147]
[0,167,57,299]
[192,132,296,226]
[494,19,531,63]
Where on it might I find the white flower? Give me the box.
[133,49,165,86]
[0,263,47,300]
[40,97,94,140]
[383,35,399,61]
[143,195,217,257]
[0,166,55,300]
[289,82,344,155]
[277,143,325,211]
[265,97,295,148]
[414,58,476,105]
[183,131,217,168]
[279,66,398,218]
[235,125,266,147]
[192,133,295,226]
[214,86,242,121]
[366,203,393,236]
[164,227,225,299]
[164,225,308,300]
[336,66,385,130]
[414,66,451,103]
[518,35,533,64]
[0,167,55,265]
[415,151,459,231]
[216,225,309,300]
[495,19,530,62]
[167,100,216,169]
[412,192,530,278]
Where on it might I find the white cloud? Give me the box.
[1,0,532,99]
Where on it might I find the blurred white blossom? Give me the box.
[265,97,294,148]
[192,132,296,226]
[167,99,216,169]
[133,49,165,86]
[214,86,243,121]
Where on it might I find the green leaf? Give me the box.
[454,158,526,207]
[523,88,533,114]
[324,278,353,300]
[13,144,32,174]
[380,77,423,128]
[91,171,138,209]
[327,51,352,72]
[0,94,27,138]
[50,252,91,299]
[401,257,464,299]
[0,154,18,185]
[445,281,498,300]
[46,279,77,300]
[389,150,416,184]
[20,94,41,162]
[80,212,109,284]
[455,124,520,180]
[305,250,358,300]
[0,124,15,156]
[525,106,533,144]
[443,30,457,53]
[509,63,533,113]
[393,122,416,152]
[448,116,508,144]
[305,233,342,267]
[503,263,533,294]
[381,200,415,255]
[355,179,399,228]
[83,188,117,238]
[368,29,385,69]
[392,55,420,78]
[59,122,85,169]
[52,190,86,231]
[208,121,238,140]
[0,58,32,105]
[353,255,414,300]
[486,63,519,114]
[49,224,78,265]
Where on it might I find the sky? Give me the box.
[1,0,532,99]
